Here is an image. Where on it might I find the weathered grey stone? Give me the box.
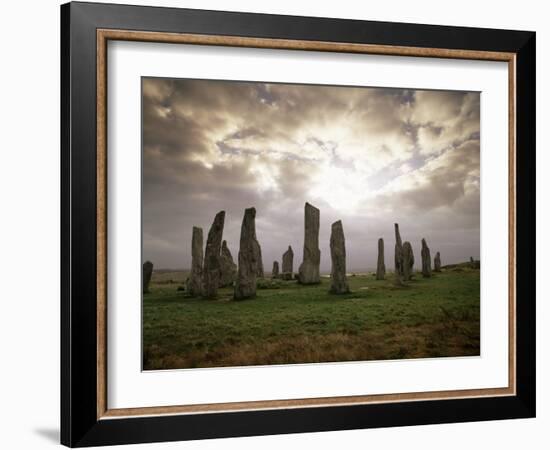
[219,240,237,287]
[281,245,294,280]
[234,207,260,300]
[329,220,350,294]
[376,238,385,280]
[298,202,321,284]
[202,211,225,298]
[403,241,415,281]
[394,223,405,285]
[143,261,153,294]
[187,226,203,296]
[421,238,432,278]
[272,261,280,279]
[255,242,264,278]
[434,251,441,272]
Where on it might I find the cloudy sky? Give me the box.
[142,77,480,272]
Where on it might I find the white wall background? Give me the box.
[0,0,546,449]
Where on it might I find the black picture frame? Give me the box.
[61,1,535,447]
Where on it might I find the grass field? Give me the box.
[143,266,480,370]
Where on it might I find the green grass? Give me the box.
[143,268,480,370]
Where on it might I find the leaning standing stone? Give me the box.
[202,211,225,298]
[376,238,385,280]
[272,261,280,279]
[219,240,237,287]
[143,261,153,294]
[403,241,414,281]
[394,223,405,285]
[434,252,441,272]
[421,238,432,278]
[234,207,260,300]
[298,202,321,284]
[281,245,294,280]
[329,220,350,294]
[187,226,204,296]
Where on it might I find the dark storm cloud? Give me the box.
[142,78,480,270]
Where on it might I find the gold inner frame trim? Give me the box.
[96,28,517,420]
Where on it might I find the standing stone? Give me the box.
[376,238,385,280]
[281,245,294,280]
[421,238,432,278]
[329,220,350,294]
[143,261,153,294]
[403,241,415,281]
[219,240,237,287]
[298,202,321,284]
[434,252,441,272]
[394,223,405,285]
[255,242,264,278]
[272,261,280,279]
[234,207,260,300]
[187,226,204,296]
[202,211,225,298]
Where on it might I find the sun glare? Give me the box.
[309,164,368,213]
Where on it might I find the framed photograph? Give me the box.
[61,1,536,447]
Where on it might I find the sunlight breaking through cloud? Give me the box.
[142,78,480,271]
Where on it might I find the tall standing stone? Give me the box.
[421,238,432,278]
[272,261,280,279]
[329,220,350,294]
[234,207,260,300]
[282,245,294,280]
[394,223,405,285]
[255,242,264,278]
[143,261,153,294]
[434,252,441,272]
[403,241,415,281]
[376,238,385,280]
[219,240,237,287]
[187,226,204,296]
[202,211,225,298]
[298,202,321,284]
